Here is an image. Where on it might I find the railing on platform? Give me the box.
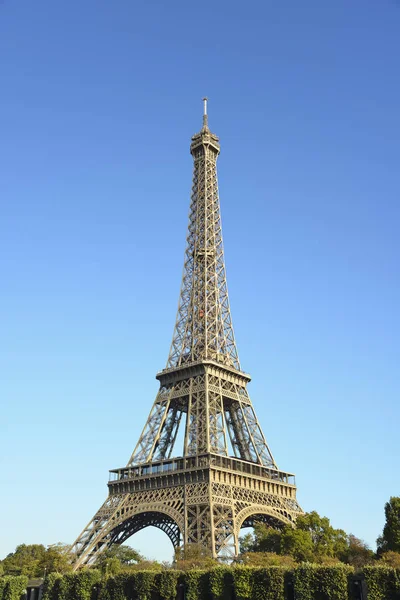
[109,453,295,485]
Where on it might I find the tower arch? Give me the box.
[109,510,181,549]
[235,504,295,539]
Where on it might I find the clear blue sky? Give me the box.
[1,0,399,562]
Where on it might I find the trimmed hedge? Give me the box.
[293,564,354,600]
[362,566,400,600]
[155,570,182,600]
[183,569,210,600]
[0,579,7,600]
[98,571,158,600]
[233,566,286,600]
[131,571,156,600]
[0,576,28,600]
[53,570,101,600]
[98,573,131,600]
[42,573,62,600]
[4,562,400,600]
[209,567,233,600]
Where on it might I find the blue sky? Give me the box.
[1,0,399,562]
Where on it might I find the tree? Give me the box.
[248,522,282,554]
[100,556,122,576]
[2,544,46,577]
[339,535,374,568]
[380,551,400,568]
[377,497,400,554]
[238,511,360,564]
[1,543,74,577]
[42,544,73,574]
[238,521,314,562]
[280,527,315,562]
[295,511,348,559]
[239,532,255,555]
[96,545,143,574]
[237,551,296,567]
[174,543,218,571]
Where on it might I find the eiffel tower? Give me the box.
[70,99,302,568]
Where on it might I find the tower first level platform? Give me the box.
[72,452,301,568]
[107,453,301,558]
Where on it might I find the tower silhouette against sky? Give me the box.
[70,99,302,568]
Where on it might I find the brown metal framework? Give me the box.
[70,100,302,569]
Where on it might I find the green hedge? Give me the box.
[64,570,101,600]
[293,564,354,600]
[5,562,400,600]
[209,567,233,600]
[155,570,182,600]
[362,566,400,600]
[98,573,131,600]
[0,578,7,600]
[42,573,62,600]
[0,576,28,600]
[98,571,159,600]
[131,571,156,600]
[183,569,210,600]
[233,566,286,600]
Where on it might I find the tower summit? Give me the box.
[70,101,302,567]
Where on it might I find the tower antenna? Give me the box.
[202,96,208,128]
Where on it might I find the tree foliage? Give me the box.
[236,551,296,568]
[239,511,374,567]
[295,511,348,559]
[340,535,374,568]
[0,544,73,578]
[377,496,400,554]
[174,543,218,571]
[379,550,400,568]
[96,546,144,575]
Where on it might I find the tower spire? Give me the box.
[202,96,209,129]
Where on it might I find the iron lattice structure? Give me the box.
[70,100,302,569]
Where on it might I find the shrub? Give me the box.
[2,576,29,600]
[156,570,182,600]
[252,567,286,600]
[232,567,252,600]
[362,565,400,600]
[129,571,156,600]
[42,573,62,600]
[293,564,353,600]
[209,567,233,600]
[74,570,101,600]
[0,578,8,600]
[183,569,209,600]
[56,572,74,600]
[100,574,131,600]
[232,567,286,600]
